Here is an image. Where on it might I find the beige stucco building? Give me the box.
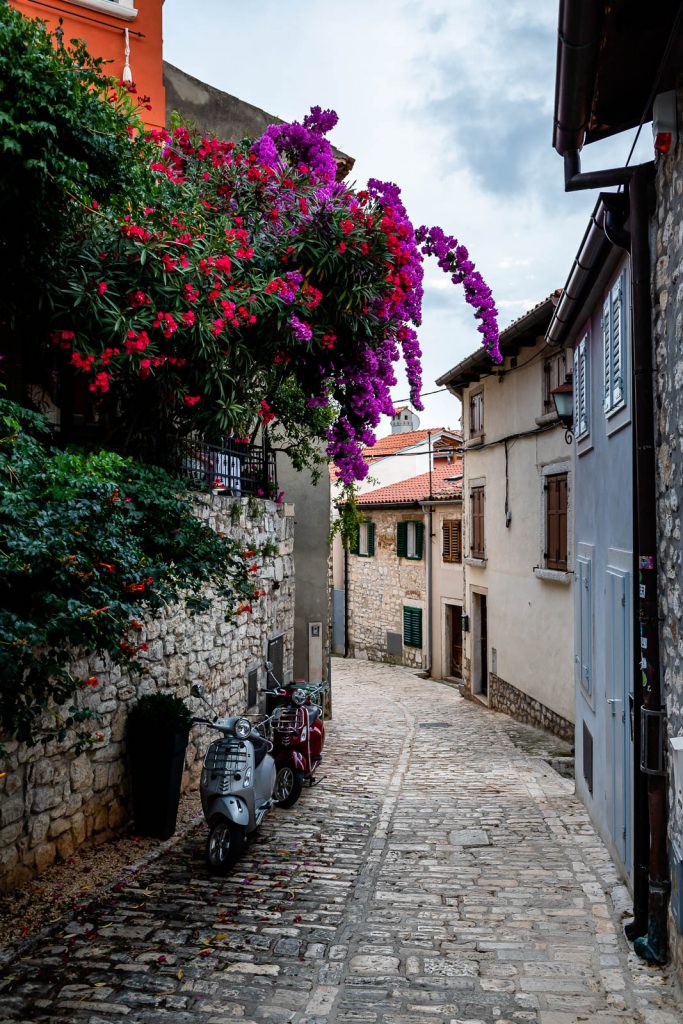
[437,292,575,741]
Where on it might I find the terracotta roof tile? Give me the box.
[356,459,463,506]
[362,427,460,461]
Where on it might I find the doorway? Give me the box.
[449,605,463,678]
[472,592,488,697]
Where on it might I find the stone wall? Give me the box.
[488,673,574,744]
[347,508,426,669]
[652,75,683,979]
[0,496,295,892]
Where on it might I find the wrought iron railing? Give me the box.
[167,434,277,499]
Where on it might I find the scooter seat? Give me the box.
[252,735,269,767]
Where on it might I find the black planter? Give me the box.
[128,725,189,840]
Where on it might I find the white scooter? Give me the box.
[191,683,276,872]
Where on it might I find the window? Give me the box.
[403,606,423,648]
[351,522,375,557]
[545,473,568,570]
[69,0,137,18]
[442,520,462,563]
[470,487,485,559]
[543,350,567,414]
[603,271,627,414]
[397,520,423,560]
[573,334,589,439]
[469,391,484,436]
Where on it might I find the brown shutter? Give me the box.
[442,520,462,563]
[546,473,568,570]
[470,488,485,558]
[442,521,452,561]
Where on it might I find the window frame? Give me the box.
[357,521,375,558]
[469,391,484,436]
[543,349,567,415]
[397,520,424,561]
[603,270,627,418]
[442,519,462,564]
[470,486,485,559]
[67,0,138,20]
[545,472,568,571]
[573,334,590,441]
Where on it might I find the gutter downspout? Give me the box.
[554,150,667,962]
[629,164,669,964]
[425,431,434,676]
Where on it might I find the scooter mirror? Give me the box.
[265,661,273,672]
[191,683,205,698]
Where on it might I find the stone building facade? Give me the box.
[652,76,683,976]
[0,496,295,892]
[347,507,427,669]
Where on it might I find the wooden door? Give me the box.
[450,606,463,678]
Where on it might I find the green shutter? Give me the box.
[367,522,375,556]
[403,606,423,648]
[413,521,424,560]
[397,521,407,558]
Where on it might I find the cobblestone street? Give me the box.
[1,660,681,1024]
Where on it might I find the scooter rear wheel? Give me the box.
[206,817,245,873]
[274,766,304,808]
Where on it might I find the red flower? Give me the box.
[338,242,347,254]
[184,395,201,406]
[97,281,107,296]
[340,219,354,235]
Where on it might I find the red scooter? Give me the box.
[266,664,325,808]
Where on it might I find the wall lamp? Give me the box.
[551,381,574,445]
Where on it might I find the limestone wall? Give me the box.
[0,495,294,892]
[653,76,683,978]
[347,508,427,669]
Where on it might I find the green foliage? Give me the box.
[0,397,259,749]
[331,485,365,549]
[127,692,193,735]
[0,1,153,323]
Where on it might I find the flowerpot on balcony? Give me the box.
[127,693,192,840]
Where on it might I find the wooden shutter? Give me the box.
[545,473,568,570]
[442,520,462,563]
[470,487,485,558]
[576,556,592,694]
[403,606,423,648]
[603,297,612,412]
[577,336,589,437]
[367,522,375,557]
[611,274,624,407]
[397,520,407,558]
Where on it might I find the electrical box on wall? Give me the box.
[307,621,323,684]
[672,840,683,934]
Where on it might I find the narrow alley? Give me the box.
[0,661,680,1024]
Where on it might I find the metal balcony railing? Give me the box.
[167,435,277,499]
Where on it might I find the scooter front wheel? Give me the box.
[206,817,246,873]
[273,766,304,808]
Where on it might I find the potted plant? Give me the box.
[127,692,193,840]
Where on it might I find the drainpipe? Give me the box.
[553,149,668,961]
[424,505,433,677]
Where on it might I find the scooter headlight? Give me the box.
[234,717,252,739]
[292,688,307,706]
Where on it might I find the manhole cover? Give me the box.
[418,722,451,729]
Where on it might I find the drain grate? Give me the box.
[418,722,451,729]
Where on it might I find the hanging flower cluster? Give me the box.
[49,107,499,482]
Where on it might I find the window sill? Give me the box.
[534,567,572,584]
[465,556,487,568]
[535,411,561,427]
[67,0,138,21]
[465,434,485,449]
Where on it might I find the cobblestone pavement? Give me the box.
[1,659,682,1024]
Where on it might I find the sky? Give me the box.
[163,0,652,436]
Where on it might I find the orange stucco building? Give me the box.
[9,0,165,131]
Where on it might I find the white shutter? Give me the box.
[573,346,580,435]
[576,556,592,694]
[611,274,624,407]
[578,337,589,437]
[603,298,612,412]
